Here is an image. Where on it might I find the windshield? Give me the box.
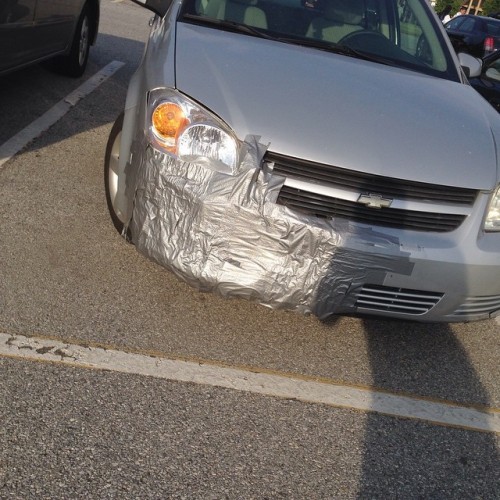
[180,0,459,80]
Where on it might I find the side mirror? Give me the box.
[130,0,171,17]
[458,52,482,78]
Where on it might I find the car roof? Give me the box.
[446,15,500,30]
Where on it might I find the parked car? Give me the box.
[104,0,500,323]
[469,49,500,111]
[0,0,100,77]
[444,14,500,58]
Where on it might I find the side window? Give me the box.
[397,0,423,56]
[485,57,500,82]
[458,17,476,33]
[395,0,448,72]
[486,21,500,36]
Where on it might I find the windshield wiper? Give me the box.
[182,15,397,67]
[335,44,398,67]
[279,37,396,66]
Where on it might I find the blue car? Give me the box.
[444,14,500,58]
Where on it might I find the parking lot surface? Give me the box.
[0,1,498,497]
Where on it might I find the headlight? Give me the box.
[485,185,500,232]
[148,89,239,173]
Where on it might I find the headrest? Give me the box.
[325,0,364,24]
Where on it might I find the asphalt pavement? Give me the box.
[0,1,499,498]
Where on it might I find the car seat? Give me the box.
[307,0,364,43]
[205,0,268,29]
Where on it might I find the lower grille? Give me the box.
[278,186,466,232]
[453,295,500,316]
[354,285,444,315]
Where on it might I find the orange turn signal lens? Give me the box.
[151,102,189,151]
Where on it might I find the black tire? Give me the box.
[104,113,129,238]
[53,4,91,77]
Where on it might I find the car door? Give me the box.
[33,0,84,56]
[0,0,37,73]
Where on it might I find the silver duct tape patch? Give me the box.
[128,137,411,318]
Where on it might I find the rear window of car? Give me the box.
[458,17,477,33]
[486,20,500,35]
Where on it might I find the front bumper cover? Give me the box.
[125,136,422,320]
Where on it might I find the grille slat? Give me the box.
[268,152,478,205]
[268,152,475,232]
[356,300,430,313]
[453,295,500,315]
[278,186,465,232]
[355,285,444,315]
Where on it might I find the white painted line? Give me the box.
[1,332,498,434]
[0,61,125,170]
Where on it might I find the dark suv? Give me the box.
[444,14,500,58]
[0,0,100,77]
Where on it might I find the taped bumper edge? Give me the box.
[127,137,411,319]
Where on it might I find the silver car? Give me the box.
[0,0,100,77]
[105,0,500,322]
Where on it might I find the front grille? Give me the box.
[278,186,466,232]
[354,285,444,315]
[267,152,477,232]
[453,295,500,316]
[268,152,477,204]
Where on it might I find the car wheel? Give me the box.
[104,113,129,238]
[53,5,91,77]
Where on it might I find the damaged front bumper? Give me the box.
[124,137,500,322]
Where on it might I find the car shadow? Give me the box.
[356,318,499,496]
[0,33,146,147]
[309,208,499,493]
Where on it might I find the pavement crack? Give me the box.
[54,348,74,359]
[36,346,55,354]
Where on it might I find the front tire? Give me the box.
[104,113,128,237]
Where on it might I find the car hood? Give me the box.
[175,23,499,189]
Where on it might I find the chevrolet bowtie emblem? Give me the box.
[357,193,393,209]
